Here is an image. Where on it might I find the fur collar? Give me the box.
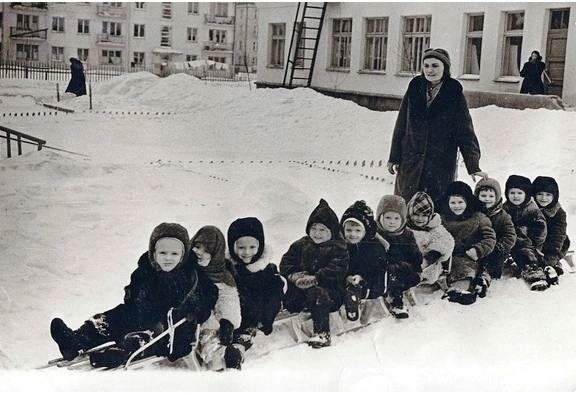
[228,246,273,273]
[540,202,562,218]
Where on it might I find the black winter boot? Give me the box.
[307,332,331,348]
[224,344,244,370]
[219,319,234,346]
[50,318,82,361]
[344,284,362,321]
[89,346,130,369]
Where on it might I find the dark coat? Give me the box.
[520,61,545,95]
[280,235,349,308]
[503,200,547,253]
[486,202,517,257]
[540,202,570,264]
[231,251,284,334]
[346,238,388,298]
[65,58,87,96]
[123,252,218,329]
[389,76,481,203]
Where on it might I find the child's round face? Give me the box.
[508,188,526,206]
[448,196,467,216]
[192,243,212,266]
[343,221,366,244]
[234,236,260,264]
[535,191,554,207]
[380,212,403,232]
[154,238,184,272]
[478,189,497,208]
[409,213,430,227]
[309,223,332,244]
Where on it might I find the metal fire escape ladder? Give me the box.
[282,2,327,88]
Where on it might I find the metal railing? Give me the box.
[0,125,46,159]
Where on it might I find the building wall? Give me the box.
[256,2,576,106]
[234,2,258,72]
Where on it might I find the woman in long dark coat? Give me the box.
[387,48,487,204]
[520,50,546,95]
[65,57,87,96]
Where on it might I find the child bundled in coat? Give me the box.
[474,178,517,279]
[502,175,551,291]
[438,182,496,304]
[190,225,243,369]
[532,176,570,278]
[280,199,349,348]
[226,217,285,366]
[50,223,218,367]
[340,200,388,321]
[375,195,422,318]
[406,191,455,286]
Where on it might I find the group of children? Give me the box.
[49,175,570,370]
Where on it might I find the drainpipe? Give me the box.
[232,2,236,75]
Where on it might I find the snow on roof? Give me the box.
[152,47,184,55]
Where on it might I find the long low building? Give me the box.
[256,2,576,108]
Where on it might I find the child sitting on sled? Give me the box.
[438,182,496,304]
[340,200,388,321]
[50,222,218,368]
[502,175,551,291]
[280,199,349,348]
[375,195,423,318]
[226,217,286,366]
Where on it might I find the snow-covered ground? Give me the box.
[0,73,576,391]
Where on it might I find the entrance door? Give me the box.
[545,8,570,96]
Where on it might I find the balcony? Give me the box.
[97,5,127,18]
[10,26,47,40]
[202,41,233,52]
[10,2,48,11]
[204,14,235,25]
[97,33,125,45]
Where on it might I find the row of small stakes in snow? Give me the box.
[148,159,390,183]
[0,110,177,117]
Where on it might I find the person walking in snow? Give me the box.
[280,199,349,348]
[65,58,87,97]
[387,48,487,204]
[520,51,546,95]
[50,223,218,367]
[226,217,286,367]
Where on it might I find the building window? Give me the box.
[501,11,524,76]
[52,16,65,33]
[269,23,285,67]
[187,2,198,14]
[331,18,352,69]
[103,2,122,6]
[103,21,122,36]
[550,8,570,29]
[51,46,65,62]
[401,15,431,73]
[162,2,172,19]
[17,14,38,30]
[214,3,228,17]
[133,51,145,65]
[161,26,172,46]
[77,48,89,62]
[101,49,122,65]
[187,27,197,42]
[364,17,388,71]
[464,13,484,75]
[186,54,198,61]
[133,23,145,38]
[208,56,226,64]
[209,29,226,43]
[16,43,39,60]
[135,2,145,9]
[78,19,90,34]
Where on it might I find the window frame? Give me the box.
[463,13,484,76]
[187,27,198,42]
[362,17,388,72]
[77,18,90,34]
[500,10,524,77]
[52,16,65,33]
[268,23,285,67]
[330,18,353,70]
[133,23,145,38]
[400,15,432,74]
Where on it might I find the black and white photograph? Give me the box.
[0,0,575,391]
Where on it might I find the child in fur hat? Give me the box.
[340,200,388,321]
[280,199,349,348]
[226,217,286,366]
[191,225,243,369]
[50,223,218,367]
[532,176,570,277]
[502,175,550,291]
[406,191,455,285]
[375,195,422,318]
[438,182,496,303]
[474,178,517,279]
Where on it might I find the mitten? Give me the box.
[346,274,364,286]
[295,275,318,289]
[424,250,442,264]
[465,248,479,261]
[288,271,309,283]
[219,319,234,346]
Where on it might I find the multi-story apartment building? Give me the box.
[1,2,237,73]
[233,2,257,72]
[256,2,576,107]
